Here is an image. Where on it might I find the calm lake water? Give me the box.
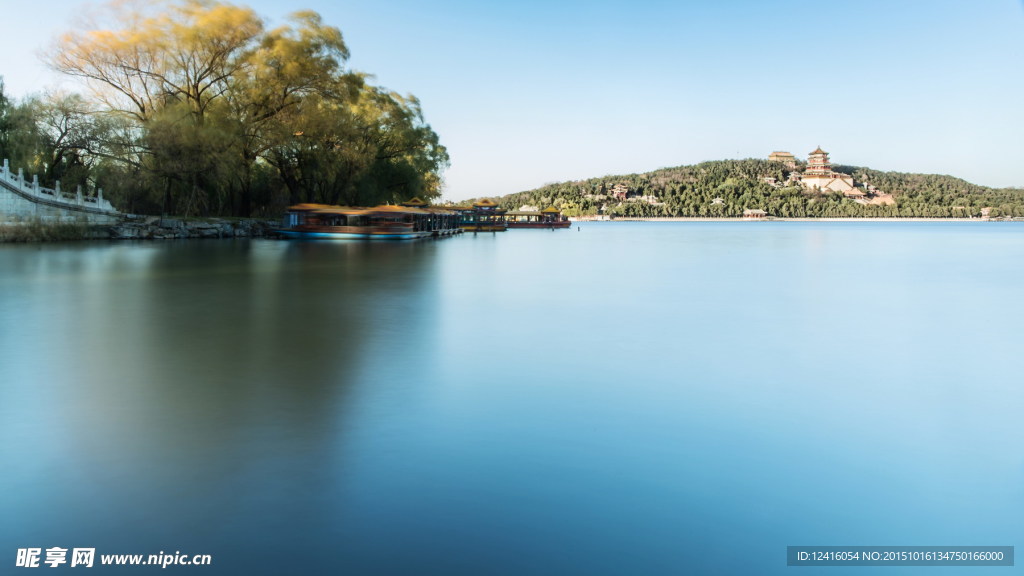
[1,222,1022,574]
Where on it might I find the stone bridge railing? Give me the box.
[0,159,119,223]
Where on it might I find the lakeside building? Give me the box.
[505,206,571,229]
[799,147,897,204]
[449,199,508,232]
[769,147,893,204]
[800,147,858,193]
[611,184,631,201]
[768,151,798,169]
[743,208,767,219]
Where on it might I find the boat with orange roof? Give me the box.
[505,206,571,229]
[277,199,462,240]
[449,199,508,232]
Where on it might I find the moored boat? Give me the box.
[401,198,464,237]
[451,199,508,232]
[506,206,571,229]
[277,202,462,240]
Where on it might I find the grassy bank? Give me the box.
[0,220,93,242]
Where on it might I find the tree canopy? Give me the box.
[0,0,449,216]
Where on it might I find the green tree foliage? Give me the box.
[32,91,100,190]
[0,78,10,160]
[8,0,450,217]
[267,86,448,209]
[0,78,45,171]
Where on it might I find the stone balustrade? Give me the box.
[0,159,120,223]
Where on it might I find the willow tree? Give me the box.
[25,91,102,189]
[0,79,46,171]
[0,78,10,160]
[47,0,448,216]
[224,10,356,215]
[267,86,448,208]
[49,0,263,213]
[354,89,448,205]
[50,0,263,123]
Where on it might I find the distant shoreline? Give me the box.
[573,216,1023,223]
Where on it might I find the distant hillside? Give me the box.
[493,159,1024,218]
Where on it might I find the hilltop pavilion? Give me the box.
[799,147,857,194]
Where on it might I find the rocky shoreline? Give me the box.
[110,216,280,240]
[1,216,281,242]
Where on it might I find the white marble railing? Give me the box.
[0,158,118,214]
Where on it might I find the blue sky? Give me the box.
[2,0,1022,200]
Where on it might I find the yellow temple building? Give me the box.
[768,151,797,169]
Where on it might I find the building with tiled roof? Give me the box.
[768,151,798,169]
[799,147,864,197]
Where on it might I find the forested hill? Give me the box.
[495,159,1024,218]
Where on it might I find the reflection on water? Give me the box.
[1,240,444,569]
[1,224,1022,574]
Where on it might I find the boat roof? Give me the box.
[309,206,370,216]
[541,206,561,213]
[411,204,474,215]
[291,203,445,216]
[287,203,333,212]
[366,204,429,215]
